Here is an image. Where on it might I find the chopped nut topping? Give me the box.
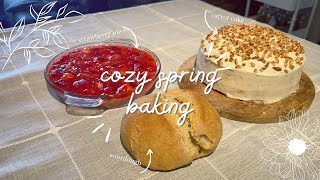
[260,62,270,72]
[205,32,213,40]
[289,64,294,70]
[201,24,305,74]
[273,67,282,71]
[243,56,250,60]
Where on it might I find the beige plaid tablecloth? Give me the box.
[1,0,320,179]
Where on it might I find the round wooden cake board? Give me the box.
[178,55,315,124]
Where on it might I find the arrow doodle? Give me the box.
[140,149,153,174]
[204,10,218,34]
[122,26,139,48]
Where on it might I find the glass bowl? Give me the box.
[44,38,161,108]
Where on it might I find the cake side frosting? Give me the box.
[196,24,305,103]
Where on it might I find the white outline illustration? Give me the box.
[204,10,218,34]
[261,108,320,180]
[92,122,112,143]
[140,149,153,174]
[0,1,84,71]
[122,26,139,48]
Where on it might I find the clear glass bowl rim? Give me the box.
[44,38,161,99]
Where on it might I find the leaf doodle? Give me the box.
[24,49,31,64]
[38,16,52,23]
[39,1,57,16]
[9,18,25,42]
[48,25,62,33]
[29,39,40,47]
[53,33,69,49]
[64,11,84,23]
[42,31,50,44]
[33,47,55,57]
[0,22,6,42]
[56,4,68,19]
[29,5,38,20]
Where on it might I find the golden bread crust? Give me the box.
[120,89,222,171]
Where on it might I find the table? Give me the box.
[1,0,320,179]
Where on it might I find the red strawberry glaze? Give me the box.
[48,45,158,98]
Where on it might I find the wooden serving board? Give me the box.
[178,55,315,123]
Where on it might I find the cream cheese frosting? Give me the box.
[195,24,305,103]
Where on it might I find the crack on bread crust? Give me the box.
[170,95,213,159]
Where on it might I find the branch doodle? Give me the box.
[0,1,84,71]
